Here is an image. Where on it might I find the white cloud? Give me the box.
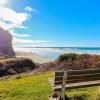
[13,38,34,44]
[13,37,48,45]
[0,6,30,30]
[13,33,31,37]
[25,6,33,12]
[10,30,31,37]
[0,5,49,50]
[0,0,7,6]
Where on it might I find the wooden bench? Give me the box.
[49,68,100,100]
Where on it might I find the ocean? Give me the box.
[15,47,100,59]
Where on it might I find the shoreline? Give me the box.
[16,51,100,64]
[16,51,54,64]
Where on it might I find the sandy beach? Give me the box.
[16,52,53,64]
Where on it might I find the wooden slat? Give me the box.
[55,81,63,85]
[55,73,100,81]
[49,69,100,91]
[54,73,100,85]
[54,77,100,85]
[55,71,64,76]
[55,76,63,81]
[68,73,100,80]
[55,68,100,77]
[53,80,100,91]
[68,69,100,76]
[67,77,100,83]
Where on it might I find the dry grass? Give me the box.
[39,53,100,71]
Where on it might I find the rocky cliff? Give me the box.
[0,28,15,57]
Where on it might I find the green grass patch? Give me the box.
[0,58,28,62]
[0,72,53,100]
[0,72,100,100]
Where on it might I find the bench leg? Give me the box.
[60,91,69,100]
[48,91,60,100]
[49,91,69,100]
[59,95,69,100]
[61,87,65,100]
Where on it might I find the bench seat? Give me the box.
[49,69,100,99]
[49,78,100,91]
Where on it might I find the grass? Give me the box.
[0,72,100,100]
[56,53,100,70]
[0,72,52,100]
[0,57,31,62]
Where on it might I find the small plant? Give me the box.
[58,53,77,62]
[78,54,90,59]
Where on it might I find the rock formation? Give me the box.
[0,58,38,76]
[0,28,15,57]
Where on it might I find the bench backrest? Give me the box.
[54,69,100,85]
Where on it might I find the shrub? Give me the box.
[40,53,100,71]
[58,53,77,62]
[78,54,91,59]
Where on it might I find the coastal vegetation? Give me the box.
[40,53,100,71]
[0,72,100,100]
[1,53,100,99]
[1,53,100,76]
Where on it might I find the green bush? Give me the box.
[58,53,91,62]
[78,54,90,59]
[58,53,77,62]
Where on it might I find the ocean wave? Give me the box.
[14,47,100,54]
[14,47,100,59]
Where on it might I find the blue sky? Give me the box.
[1,0,100,47]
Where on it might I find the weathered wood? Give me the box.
[55,71,64,76]
[54,73,100,83]
[68,69,100,75]
[67,73,100,80]
[55,69,100,77]
[49,68,100,92]
[54,77,100,85]
[53,80,100,91]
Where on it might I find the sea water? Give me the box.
[15,47,100,59]
[31,47,100,59]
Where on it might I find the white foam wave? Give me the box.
[14,47,100,55]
